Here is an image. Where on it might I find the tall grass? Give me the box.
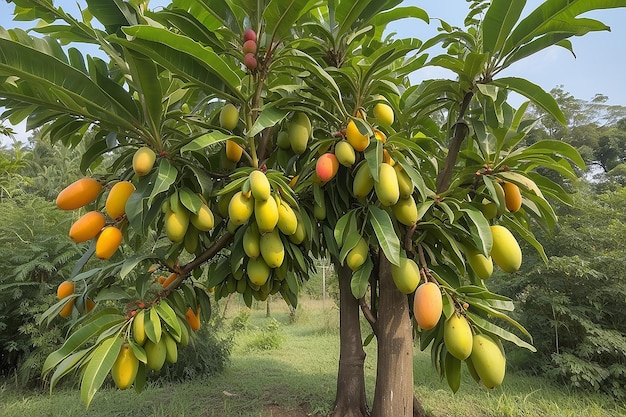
[1,297,624,417]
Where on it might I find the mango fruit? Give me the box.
[260,229,284,268]
[247,256,271,286]
[243,223,261,258]
[373,95,394,126]
[56,177,102,210]
[345,119,369,152]
[316,153,339,182]
[145,337,167,371]
[346,238,369,271]
[470,334,506,388]
[185,307,201,331]
[390,257,420,294]
[466,250,493,280]
[255,196,279,233]
[480,199,498,220]
[225,139,243,162]
[161,272,178,289]
[503,182,522,212]
[177,317,190,347]
[335,140,355,167]
[57,280,75,298]
[382,149,394,166]
[111,343,139,389]
[374,128,387,144]
[85,297,96,313]
[392,196,418,226]
[219,103,239,130]
[165,209,190,243]
[375,163,400,206]
[276,201,298,236]
[395,165,413,198]
[132,147,156,177]
[69,211,105,243]
[490,225,522,273]
[444,314,473,360]
[105,181,135,219]
[190,203,214,231]
[288,112,311,154]
[133,310,147,345]
[163,333,178,364]
[289,216,306,244]
[353,163,374,198]
[95,226,123,260]
[228,191,254,225]
[59,300,74,318]
[276,131,290,149]
[249,170,271,201]
[413,282,442,330]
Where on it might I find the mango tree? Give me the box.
[1,1,624,416]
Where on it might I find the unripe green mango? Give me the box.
[490,225,522,273]
[375,163,400,206]
[346,238,369,271]
[444,314,473,360]
[228,191,254,225]
[392,196,418,226]
[247,257,271,286]
[243,223,261,258]
[260,229,285,268]
[277,131,290,150]
[466,250,493,280]
[163,333,178,364]
[177,317,190,347]
[353,163,374,198]
[219,103,239,130]
[145,337,167,371]
[288,112,311,154]
[255,195,279,233]
[470,334,506,388]
[335,140,356,167]
[390,257,420,294]
[133,310,147,346]
[184,226,199,254]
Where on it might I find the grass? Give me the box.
[1,297,624,417]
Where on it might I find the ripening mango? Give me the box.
[289,216,306,244]
[219,103,239,130]
[250,170,271,201]
[490,225,522,273]
[132,147,156,177]
[247,256,271,286]
[185,307,201,331]
[95,226,123,260]
[165,209,190,243]
[163,333,178,364]
[413,282,442,330]
[375,163,400,206]
[56,177,102,210]
[111,343,139,390]
[228,191,254,225]
[353,163,374,198]
[277,200,298,236]
[346,238,369,271]
[225,140,243,163]
[190,204,214,231]
[57,280,75,299]
[395,165,414,198]
[243,223,261,258]
[145,337,167,371]
[105,181,135,219]
[392,196,418,226]
[444,314,473,360]
[85,297,96,313]
[334,140,355,167]
[59,299,74,318]
[466,250,493,280]
[288,112,311,154]
[503,182,522,212]
[255,196,279,233]
[316,153,339,182]
[470,334,506,388]
[373,95,394,126]
[133,310,147,346]
[69,211,106,243]
[260,229,284,268]
[390,257,420,294]
[374,128,387,144]
[345,119,369,152]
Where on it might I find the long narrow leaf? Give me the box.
[80,336,123,407]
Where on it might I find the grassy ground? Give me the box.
[1,298,624,417]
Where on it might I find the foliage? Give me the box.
[240,318,284,352]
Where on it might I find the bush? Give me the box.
[242,318,284,352]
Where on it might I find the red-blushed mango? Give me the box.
[395,165,413,198]
[392,196,418,226]
[132,147,156,177]
[243,223,261,258]
[490,225,522,273]
[288,112,311,154]
[470,333,506,388]
[316,153,339,182]
[346,238,369,271]
[255,196,279,233]
[69,211,106,243]
[243,28,257,42]
[277,200,298,235]
[133,310,147,345]
[260,229,285,268]
[144,337,167,371]
[190,203,214,231]
[353,163,374,198]
[247,256,271,286]
[391,257,420,294]
[346,120,369,152]
[375,163,400,206]
[335,140,355,167]
[95,226,123,260]
[249,170,271,201]
[503,182,522,212]
[105,181,135,219]
[185,307,201,331]
[242,39,257,54]
[225,140,243,162]
[165,209,190,243]
[111,343,139,390]
[244,53,257,70]
[57,280,75,298]
[466,250,493,280]
[413,282,442,330]
[444,314,473,360]
[228,191,254,225]
[56,177,102,210]
[373,95,394,126]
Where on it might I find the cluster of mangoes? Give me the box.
[161,189,215,254]
[276,111,312,155]
[55,280,95,318]
[242,29,258,70]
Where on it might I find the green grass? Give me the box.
[1,298,624,417]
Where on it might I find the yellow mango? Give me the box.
[111,343,139,390]
[335,140,355,167]
[345,119,369,152]
[444,314,473,360]
[352,163,374,198]
[260,229,284,268]
[243,223,261,258]
[249,170,271,201]
[346,238,369,271]
[219,103,239,130]
[69,211,105,243]
[105,181,135,219]
[165,209,190,243]
[466,250,493,280]
[395,165,414,198]
[95,226,123,260]
[56,177,103,210]
[190,203,214,231]
[470,334,506,388]
[375,163,400,206]
[255,196,279,233]
[133,310,147,346]
[132,147,156,177]
[490,225,522,273]
[277,200,298,236]
[392,196,418,226]
[390,257,420,294]
[247,257,271,286]
[413,282,442,330]
[228,191,254,225]
[225,140,243,163]
[373,95,394,126]
[288,112,311,154]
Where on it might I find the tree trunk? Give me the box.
[331,262,369,417]
[371,253,414,417]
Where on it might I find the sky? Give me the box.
[1,0,625,145]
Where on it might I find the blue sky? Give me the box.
[1,0,625,144]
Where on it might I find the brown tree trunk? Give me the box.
[371,253,414,417]
[331,262,369,417]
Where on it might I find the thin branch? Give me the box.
[359,297,378,336]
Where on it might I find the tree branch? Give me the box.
[359,297,378,336]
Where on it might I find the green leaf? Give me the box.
[178,187,203,214]
[124,50,162,142]
[460,206,493,256]
[466,311,536,352]
[481,0,526,54]
[148,159,177,204]
[80,336,123,407]
[145,308,162,344]
[263,0,321,41]
[49,348,93,394]
[490,77,565,124]
[351,256,373,299]
[368,205,400,266]
[180,131,240,153]
[334,211,354,248]
[249,106,289,137]
[120,254,157,279]
[155,299,181,340]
